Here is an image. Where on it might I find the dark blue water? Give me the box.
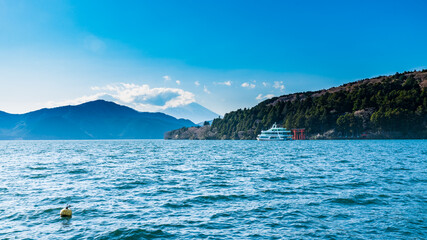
[0,140,426,239]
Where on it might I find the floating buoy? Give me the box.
[60,205,72,217]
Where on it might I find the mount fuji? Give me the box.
[162,102,220,124]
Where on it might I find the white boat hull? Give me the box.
[257,137,291,141]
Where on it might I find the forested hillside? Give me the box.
[165,70,427,140]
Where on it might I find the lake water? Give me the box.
[0,140,426,239]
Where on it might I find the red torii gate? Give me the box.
[291,128,306,140]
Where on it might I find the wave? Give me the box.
[95,228,173,240]
[327,195,385,206]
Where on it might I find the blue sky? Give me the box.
[0,0,426,114]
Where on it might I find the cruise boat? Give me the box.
[256,123,293,141]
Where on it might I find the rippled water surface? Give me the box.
[0,140,426,239]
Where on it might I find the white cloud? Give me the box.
[203,85,211,94]
[262,82,268,87]
[241,82,255,88]
[273,81,285,91]
[256,94,275,101]
[194,81,200,86]
[215,81,232,86]
[176,80,181,85]
[163,75,171,81]
[48,83,196,112]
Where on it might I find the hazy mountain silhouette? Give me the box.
[162,102,220,123]
[0,100,195,139]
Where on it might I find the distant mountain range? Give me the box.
[0,100,195,139]
[161,102,220,124]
